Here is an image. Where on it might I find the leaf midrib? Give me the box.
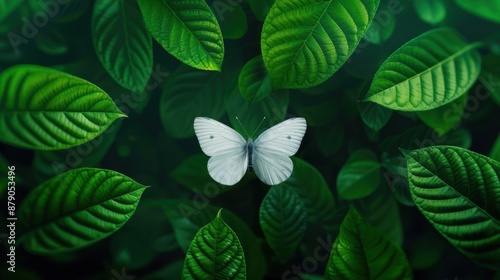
[22,174,145,238]
[407,149,499,222]
[119,0,142,88]
[368,40,481,99]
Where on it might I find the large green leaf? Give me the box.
[137,0,224,71]
[238,55,272,103]
[259,185,307,261]
[283,157,337,231]
[92,0,153,92]
[413,0,446,25]
[0,65,126,150]
[336,149,381,200]
[160,65,228,138]
[454,0,500,23]
[325,208,412,279]
[163,200,266,280]
[403,146,500,270]
[261,0,380,88]
[416,91,468,136]
[18,168,148,254]
[182,209,246,279]
[363,28,482,111]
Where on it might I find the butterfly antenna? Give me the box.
[236,117,250,138]
[251,117,266,138]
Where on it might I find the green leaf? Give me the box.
[284,157,337,231]
[182,209,246,279]
[403,146,500,270]
[490,133,500,162]
[454,0,500,23]
[325,208,412,280]
[249,0,275,21]
[160,65,228,138]
[363,10,396,45]
[225,87,289,137]
[416,91,468,136]
[353,181,404,246]
[92,0,153,92]
[137,0,224,71]
[259,185,307,261]
[34,28,69,56]
[210,0,248,40]
[0,65,126,150]
[363,27,482,111]
[18,168,148,254]
[337,149,381,200]
[238,55,272,103]
[413,0,446,25]
[29,0,91,23]
[358,101,392,132]
[261,0,380,88]
[164,201,265,280]
[0,0,23,22]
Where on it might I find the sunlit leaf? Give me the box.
[454,0,500,23]
[0,65,126,150]
[238,55,272,103]
[137,0,224,71]
[413,0,446,25]
[337,149,381,200]
[403,146,500,270]
[363,28,481,111]
[416,91,468,136]
[182,209,246,279]
[259,185,307,261]
[18,168,148,254]
[92,0,153,92]
[284,157,337,231]
[249,0,275,21]
[160,65,228,138]
[261,0,380,88]
[325,208,412,279]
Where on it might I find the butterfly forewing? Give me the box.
[194,117,246,156]
[208,150,248,186]
[252,118,307,185]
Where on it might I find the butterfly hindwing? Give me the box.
[253,118,307,185]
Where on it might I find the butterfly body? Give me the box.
[194,117,307,186]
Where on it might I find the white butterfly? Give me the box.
[193,117,307,186]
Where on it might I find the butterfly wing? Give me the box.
[252,118,307,185]
[194,117,248,186]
